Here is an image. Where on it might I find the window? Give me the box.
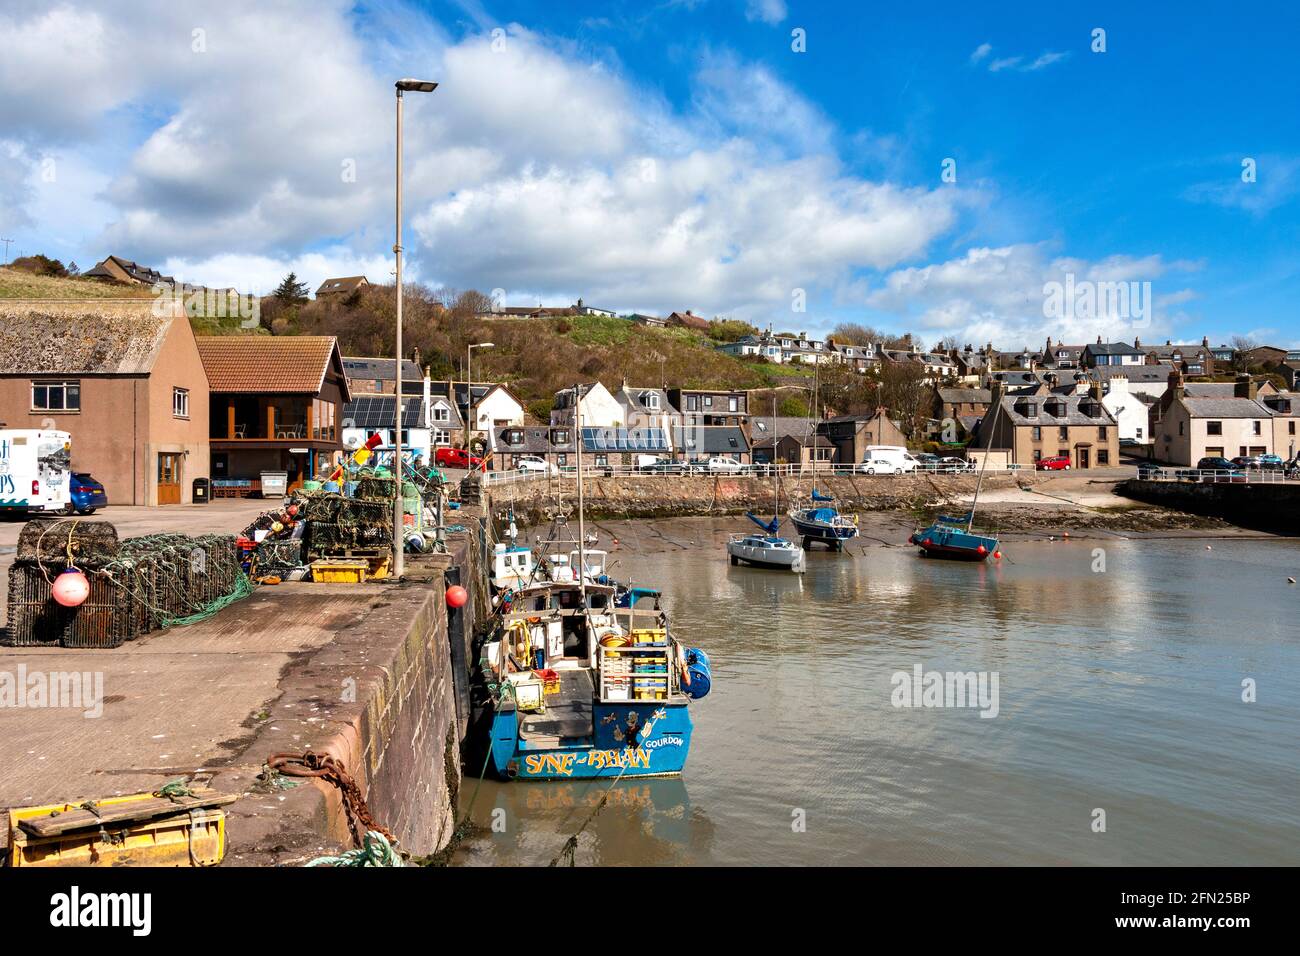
[1206,447,1224,457]
[1136,427,1143,439]
[1098,425,1107,439]
[1178,421,1184,436]
[32,380,80,411]
[1058,426,1069,441]
[1253,421,1262,436]
[432,403,451,423]
[1032,449,1042,461]
[595,454,608,467]
[645,393,659,409]
[729,396,738,412]
[556,454,568,467]
[434,429,451,446]
[553,430,569,444]
[1031,426,1041,440]
[703,396,713,407]
[1206,421,1222,436]
[687,396,698,411]
[1290,422,1296,436]
[1059,449,1070,459]
[172,387,189,418]
[1098,449,1110,465]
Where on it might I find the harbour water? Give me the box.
[453,518,1300,865]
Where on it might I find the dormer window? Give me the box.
[644,393,659,409]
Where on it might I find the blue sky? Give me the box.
[1,0,1297,349]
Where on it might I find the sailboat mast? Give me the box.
[968,440,991,533]
[575,384,587,599]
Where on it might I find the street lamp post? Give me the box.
[393,78,437,579]
[466,342,495,455]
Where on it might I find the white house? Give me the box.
[551,381,624,428]
[1099,375,1150,444]
[467,383,525,434]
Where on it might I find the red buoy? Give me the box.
[52,568,90,608]
[994,550,1002,559]
[446,585,469,608]
[922,538,932,547]
[976,544,987,555]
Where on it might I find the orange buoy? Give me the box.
[446,585,469,608]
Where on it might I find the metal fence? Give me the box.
[1134,466,1300,484]
[483,461,1028,485]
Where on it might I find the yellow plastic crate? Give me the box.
[8,794,226,868]
[311,558,369,584]
[631,628,667,644]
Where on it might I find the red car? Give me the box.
[1035,455,1071,471]
[435,447,485,470]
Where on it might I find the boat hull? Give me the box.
[910,525,998,561]
[727,539,806,572]
[490,700,693,780]
[789,515,858,549]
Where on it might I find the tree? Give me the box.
[876,360,928,437]
[1229,335,1257,373]
[66,261,80,276]
[271,272,310,304]
[707,318,758,343]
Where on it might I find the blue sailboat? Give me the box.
[909,452,1002,561]
[909,513,1000,561]
[789,488,859,551]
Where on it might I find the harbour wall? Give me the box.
[1118,479,1300,535]
[489,472,1039,522]
[219,520,492,863]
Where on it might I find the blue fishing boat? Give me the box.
[478,382,710,781]
[482,578,710,780]
[909,513,999,561]
[789,488,859,551]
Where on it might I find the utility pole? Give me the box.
[0,238,13,265]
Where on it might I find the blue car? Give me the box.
[69,472,108,514]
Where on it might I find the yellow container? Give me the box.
[8,794,226,868]
[367,555,391,580]
[311,558,369,584]
[631,628,666,645]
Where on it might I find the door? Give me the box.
[157,452,183,504]
[1077,447,1090,469]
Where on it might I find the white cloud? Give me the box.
[866,244,1198,347]
[1184,155,1300,215]
[745,0,788,26]
[162,248,396,297]
[974,45,1070,74]
[0,2,963,317]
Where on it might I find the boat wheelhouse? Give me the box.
[483,578,707,780]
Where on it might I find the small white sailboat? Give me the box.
[727,513,806,572]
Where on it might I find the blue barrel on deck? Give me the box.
[683,647,712,699]
[323,480,340,493]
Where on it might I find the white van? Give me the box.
[859,445,919,475]
[0,429,74,512]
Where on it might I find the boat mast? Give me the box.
[968,438,991,533]
[772,392,780,522]
[575,384,587,600]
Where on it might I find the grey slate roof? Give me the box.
[1180,397,1270,419]
[496,426,575,454]
[937,387,992,404]
[1001,392,1116,426]
[673,425,750,455]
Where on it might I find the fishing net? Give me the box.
[2,522,250,648]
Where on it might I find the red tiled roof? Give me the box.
[196,335,345,395]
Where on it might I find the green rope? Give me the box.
[161,571,254,628]
[153,779,196,801]
[306,830,404,867]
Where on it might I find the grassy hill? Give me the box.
[0,265,156,300]
[2,268,825,414]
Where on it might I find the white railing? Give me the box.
[483,461,1028,484]
[1135,466,1300,484]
